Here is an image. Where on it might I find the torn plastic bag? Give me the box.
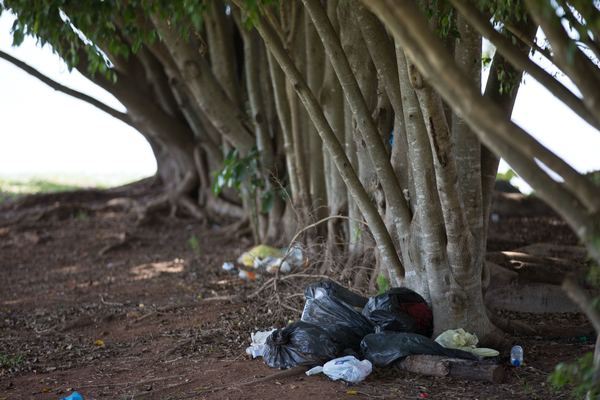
[361,332,491,368]
[362,288,433,337]
[306,355,372,382]
[262,321,338,369]
[435,329,500,357]
[246,329,276,358]
[305,280,369,309]
[302,285,375,352]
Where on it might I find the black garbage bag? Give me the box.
[302,284,375,353]
[262,321,338,369]
[361,332,493,368]
[305,280,369,308]
[362,288,433,337]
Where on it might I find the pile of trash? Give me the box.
[222,244,306,279]
[247,280,500,382]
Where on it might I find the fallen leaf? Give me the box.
[94,340,104,345]
[290,385,299,389]
[43,388,51,393]
[99,331,109,337]
[346,391,357,394]
[1,308,7,312]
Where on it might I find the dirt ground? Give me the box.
[0,179,595,400]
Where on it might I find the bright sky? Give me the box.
[1,13,599,191]
[0,13,156,177]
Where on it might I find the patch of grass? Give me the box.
[0,352,23,368]
[188,235,201,256]
[516,374,543,399]
[0,173,148,204]
[376,273,391,296]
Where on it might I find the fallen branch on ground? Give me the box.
[395,355,506,383]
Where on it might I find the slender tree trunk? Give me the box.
[233,0,405,278]
[306,7,328,231]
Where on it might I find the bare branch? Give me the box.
[525,0,600,126]
[502,21,549,58]
[0,50,133,127]
[562,278,600,333]
[449,0,600,133]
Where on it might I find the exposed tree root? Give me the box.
[205,195,245,219]
[133,296,242,323]
[490,187,557,218]
[486,283,583,313]
[33,203,94,222]
[514,243,589,263]
[214,216,252,241]
[487,309,538,336]
[98,197,143,212]
[137,171,206,224]
[98,231,143,256]
[56,315,95,332]
[486,251,589,285]
[161,338,193,358]
[168,365,310,398]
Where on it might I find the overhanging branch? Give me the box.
[0,49,134,127]
[448,0,600,133]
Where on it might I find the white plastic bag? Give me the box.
[246,329,276,358]
[306,356,372,382]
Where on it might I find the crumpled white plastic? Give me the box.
[306,355,372,382]
[245,329,276,358]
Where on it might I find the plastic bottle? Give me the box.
[60,393,83,400]
[239,270,261,280]
[510,345,524,366]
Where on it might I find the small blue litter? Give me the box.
[389,129,394,147]
[60,392,83,400]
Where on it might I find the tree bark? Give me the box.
[303,0,411,284]
[233,0,405,280]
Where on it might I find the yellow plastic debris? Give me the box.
[435,328,499,357]
[240,245,283,267]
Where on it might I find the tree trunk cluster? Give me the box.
[3,0,600,345]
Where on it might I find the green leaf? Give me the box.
[261,191,274,214]
[376,274,391,296]
[147,30,156,46]
[12,27,25,46]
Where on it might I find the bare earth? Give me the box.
[0,180,594,399]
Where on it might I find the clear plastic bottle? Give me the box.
[510,345,523,366]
